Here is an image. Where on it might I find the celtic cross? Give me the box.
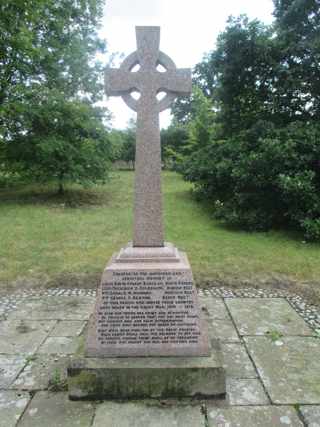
[105,27,191,247]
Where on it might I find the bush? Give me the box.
[183,121,320,240]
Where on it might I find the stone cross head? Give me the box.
[105,26,191,113]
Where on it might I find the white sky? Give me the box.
[99,0,275,129]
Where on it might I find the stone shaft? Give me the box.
[134,104,163,247]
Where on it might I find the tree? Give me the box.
[160,123,189,169]
[2,90,111,193]
[272,0,320,122]
[161,88,215,170]
[108,120,136,169]
[0,0,110,191]
[121,120,136,169]
[177,8,320,240]
[172,16,277,134]
[108,129,127,163]
[119,131,136,169]
[197,16,278,136]
[0,0,105,108]
[183,121,320,240]
[187,88,216,150]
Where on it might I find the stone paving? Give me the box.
[0,288,319,426]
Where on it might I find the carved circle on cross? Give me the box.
[119,50,178,113]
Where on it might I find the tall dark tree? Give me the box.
[160,123,189,169]
[0,0,106,107]
[196,16,278,136]
[0,0,111,192]
[175,6,320,240]
[109,120,136,169]
[272,0,320,122]
[3,91,111,193]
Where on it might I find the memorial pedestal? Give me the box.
[86,243,209,357]
[67,243,226,399]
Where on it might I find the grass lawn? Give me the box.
[0,171,319,299]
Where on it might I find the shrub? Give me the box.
[183,121,320,240]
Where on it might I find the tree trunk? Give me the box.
[58,180,64,195]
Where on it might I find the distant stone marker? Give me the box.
[69,27,225,400]
[105,26,191,247]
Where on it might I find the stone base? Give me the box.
[116,242,180,263]
[86,243,209,357]
[68,339,226,400]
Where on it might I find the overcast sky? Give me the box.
[99,0,275,129]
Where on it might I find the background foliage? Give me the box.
[169,0,320,241]
[0,0,111,192]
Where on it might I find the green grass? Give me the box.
[0,171,320,296]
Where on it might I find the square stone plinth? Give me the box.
[68,340,225,400]
[86,248,209,357]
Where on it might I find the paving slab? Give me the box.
[7,296,94,321]
[37,337,80,355]
[0,320,55,355]
[49,321,86,337]
[299,405,320,426]
[226,298,314,336]
[227,378,269,405]
[12,355,68,391]
[208,319,240,342]
[221,343,257,378]
[245,336,320,404]
[0,355,27,388]
[0,391,30,427]
[207,405,303,426]
[92,402,204,427]
[18,391,94,427]
[201,298,230,320]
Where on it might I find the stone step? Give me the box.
[68,339,225,400]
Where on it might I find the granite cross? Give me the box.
[105,26,191,247]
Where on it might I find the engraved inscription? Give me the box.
[97,271,201,346]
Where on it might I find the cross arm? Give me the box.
[105,68,139,97]
[157,69,192,96]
